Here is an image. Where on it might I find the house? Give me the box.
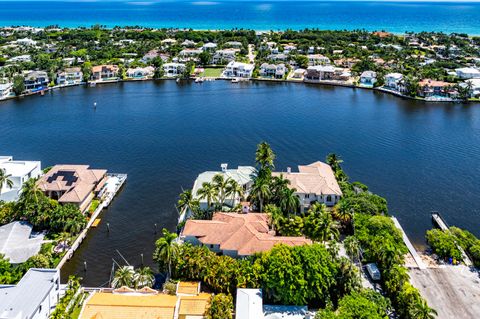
[192,164,255,210]
[236,288,310,319]
[223,61,254,78]
[23,71,49,92]
[305,66,349,81]
[181,212,311,257]
[455,67,480,79]
[307,54,330,66]
[0,155,41,202]
[334,58,360,68]
[0,82,13,99]
[161,38,177,46]
[466,79,480,97]
[56,67,83,86]
[163,63,185,77]
[16,38,37,46]
[178,49,202,62]
[91,65,119,82]
[37,164,108,213]
[181,39,196,47]
[0,221,44,263]
[126,66,155,79]
[141,50,161,63]
[272,161,342,211]
[0,268,62,319]
[267,53,288,62]
[211,49,238,64]
[7,55,31,63]
[292,68,306,79]
[259,63,286,79]
[418,79,453,98]
[202,42,217,52]
[360,71,377,87]
[384,73,404,91]
[225,41,243,49]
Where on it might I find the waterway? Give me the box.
[1,80,479,286]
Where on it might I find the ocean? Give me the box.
[0,1,480,34]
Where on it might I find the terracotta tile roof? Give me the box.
[178,293,211,317]
[80,292,176,319]
[182,213,311,256]
[37,164,107,204]
[419,79,452,87]
[92,65,119,73]
[273,161,342,196]
[176,282,200,295]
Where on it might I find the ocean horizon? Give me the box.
[1,1,480,34]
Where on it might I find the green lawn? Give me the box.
[201,68,223,78]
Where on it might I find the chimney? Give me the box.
[221,163,228,172]
[287,167,291,174]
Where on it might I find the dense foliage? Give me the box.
[426,229,463,261]
[449,226,480,267]
[205,293,233,319]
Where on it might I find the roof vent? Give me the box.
[221,163,228,172]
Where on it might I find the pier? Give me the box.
[56,173,127,270]
[391,216,427,269]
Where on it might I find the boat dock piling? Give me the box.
[391,216,427,270]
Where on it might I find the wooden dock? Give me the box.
[391,216,427,269]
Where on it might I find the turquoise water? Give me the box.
[1,1,480,34]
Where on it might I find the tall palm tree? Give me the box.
[318,211,339,242]
[326,153,343,172]
[279,187,300,214]
[343,236,360,263]
[333,200,354,225]
[212,174,231,208]
[411,299,438,319]
[134,267,155,289]
[0,168,14,194]
[177,189,193,213]
[154,228,179,279]
[265,204,282,232]
[226,178,244,204]
[19,177,43,207]
[196,182,217,211]
[111,266,135,288]
[271,174,290,203]
[255,142,276,171]
[250,176,271,213]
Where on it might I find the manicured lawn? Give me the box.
[201,68,223,77]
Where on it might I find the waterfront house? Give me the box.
[23,71,49,92]
[223,61,254,78]
[126,66,155,79]
[259,63,286,79]
[418,79,454,98]
[211,49,238,64]
[91,65,119,82]
[466,79,480,97]
[360,71,377,87]
[292,68,306,79]
[181,212,311,257]
[384,73,404,91]
[163,62,186,77]
[455,67,480,79]
[272,161,342,211]
[37,164,108,213]
[305,65,349,81]
[56,67,83,86]
[307,54,331,66]
[0,155,41,202]
[192,164,255,210]
[0,268,61,319]
[0,82,13,99]
[0,221,44,263]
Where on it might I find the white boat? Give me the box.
[195,77,204,83]
[231,78,239,83]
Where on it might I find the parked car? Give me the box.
[365,263,381,281]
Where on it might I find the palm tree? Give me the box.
[111,266,135,288]
[225,179,244,204]
[154,228,179,279]
[250,176,271,213]
[343,236,360,263]
[318,212,339,242]
[411,299,438,319]
[177,189,193,213]
[270,174,290,203]
[308,202,326,215]
[134,267,155,289]
[196,182,217,211]
[265,204,282,232]
[333,200,354,225]
[326,153,343,172]
[0,168,14,194]
[19,177,43,207]
[255,142,276,171]
[279,187,300,214]
[212,174,231,208]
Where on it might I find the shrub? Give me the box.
[426,229,462,261]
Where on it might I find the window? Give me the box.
[210,244,214,249]
[326,195,332,202]
[305,194,310,199]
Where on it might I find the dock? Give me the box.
[56,173,127,270]
[431,212,473,266]
[391,216,427,269]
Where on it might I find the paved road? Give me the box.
[409,266,480,319]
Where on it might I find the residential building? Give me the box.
[141,50,160,63]
[225,41,243,49]
[334,58,360,68]
[360,70,377,87]
[181,39,196,47]
[304,66,350,81]
[16,38,37,46]
[202,42,217,52]
[211,49,237,64]
[23,71,49,92]
[259,63,286,79]
[0,268,61,319]
[384,73,404,91]
[0,221,44,263]
[56,67,83,85]
[307,54,330,66]
[91,65,119,82]
[37,164,108,213]
[181,212,311,257]
[418,79,454,98]
[192,164,255,210]
[455,67,480,79]
[163,63,185,77]
[267,53,288,62]
[466,78,480,97]
[161,38,177,46]
[0,82,13,99]
[272,161,342,211]
[223,61,254,78]
[0,156,41,202]
[126,66,155,79]
[6,55,31,63]
[178,49,202,62]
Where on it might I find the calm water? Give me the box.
[1,81,480,285]
[1,1,480,34]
